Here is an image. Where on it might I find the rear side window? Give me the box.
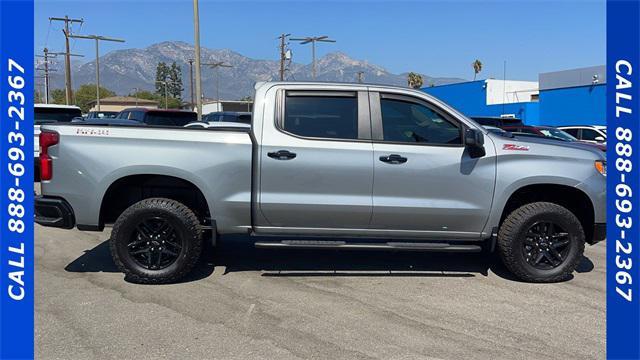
[380,97,461,145]
[145,112,197,127]
[563,128,579,137]
[283,94,358,140]
[35,107,82,124]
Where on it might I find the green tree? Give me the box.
[130,89,181,109]
[130,90,158,101]
[472,59,483,80]
[34,88,44,103]
[50,89,66,105]
[407,72,424,89]
[239,95,253,102]
[168,62,183,99]
[74,84,116,113]
[155,62,169,95]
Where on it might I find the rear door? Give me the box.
[368,91,496,239]
[258,88,374,230]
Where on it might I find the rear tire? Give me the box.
[110,198,203,284]
[497,202,585,283]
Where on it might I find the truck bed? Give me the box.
[39,124,254,233]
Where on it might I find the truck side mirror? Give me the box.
[595,136,605,143]
[465,128,486,158]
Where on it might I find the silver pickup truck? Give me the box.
[36,82,606,284]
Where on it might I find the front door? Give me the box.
[259,89,374,230]
[368,91,496,239]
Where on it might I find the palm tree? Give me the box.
[407,72,424,89]
[472,59,483,80]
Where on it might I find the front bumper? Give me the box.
[35,196,75,229]
[589,223,606,245]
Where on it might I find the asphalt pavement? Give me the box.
[34,224,605,360]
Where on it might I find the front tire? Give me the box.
[110,198,203,284]
[497,202,585,283]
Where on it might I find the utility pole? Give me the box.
[49,16,83,105]
[187,59,195,108]
[156,81,169,109]
[203,61,233,107]
[277,33,291,81]
[291,35,336,80]
[68,34,125,112]
[356,71,364,84]
[132,87,139,106]
[35,48,53,103]
[193,0,203,121]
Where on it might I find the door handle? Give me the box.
[379,154,407,164]
[268,150,297,160]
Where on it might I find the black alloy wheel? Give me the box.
[522,221,571,270]
[128,216,184,270]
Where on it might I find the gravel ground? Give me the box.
[35,224,605,360]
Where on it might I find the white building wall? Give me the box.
[485,79,539,105]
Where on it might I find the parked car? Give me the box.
[204,111,252,125]
[86,110,119,119]
[80,108,198,127]
[470,116,523,127]
[36,82,605,284]
[34,104,82,181]
[557,125,606,144]
[503,125,606,152]
[184,121,251,129]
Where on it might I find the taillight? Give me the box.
[39,130,59,181]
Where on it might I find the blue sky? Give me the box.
[34,0,605,81]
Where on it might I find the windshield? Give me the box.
[538,128,577,141]
[35,107,82,124]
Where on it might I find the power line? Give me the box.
[290,35,336,80]
[49,15,83,104]
[202,61,233,105]
[68,33,125,112]
[36,48,82,103]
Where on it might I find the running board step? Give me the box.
[254,240,482,252]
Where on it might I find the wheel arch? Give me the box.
[496,183,595,242]
[98,171,213,228]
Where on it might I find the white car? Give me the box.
[557,125,606,144]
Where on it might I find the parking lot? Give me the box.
[35,224,605,360]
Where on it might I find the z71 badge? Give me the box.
[503,144,530,151]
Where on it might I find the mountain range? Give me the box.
[43,41,465,100]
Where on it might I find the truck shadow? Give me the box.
[65,234,595,284]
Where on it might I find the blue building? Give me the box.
[421,66,605,126]
[538,66,605,126]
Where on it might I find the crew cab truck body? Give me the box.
[36,82,606,283]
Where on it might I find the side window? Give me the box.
[283,93,358,140]
[129,111,145,122]
[563,128,579,138]
[117,111,129,119]
[380,97,461,145]
[581,129,601,141]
